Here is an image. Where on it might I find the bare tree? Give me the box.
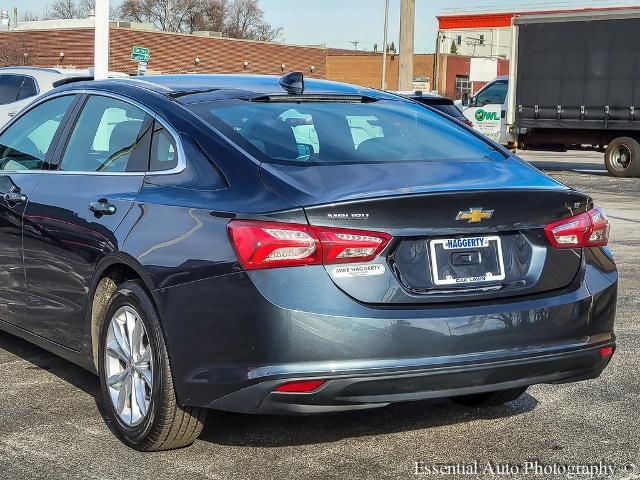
[250,21,282,42]
[44,0,105,19]
[119,0,202,32]
[79,0,96,16]
[193,0,227,33]
[223,0,280,41]
[47,0,81,19]
[118,0,281,39]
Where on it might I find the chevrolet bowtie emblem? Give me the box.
[456,208,494,223]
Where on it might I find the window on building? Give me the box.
[479,34,485,46]
[455,75,471,100]
[456,35,462,46]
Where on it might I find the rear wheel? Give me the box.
[451,386,528,407]
[98,280,206,451]
[604,137,640,177]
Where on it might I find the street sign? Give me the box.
[137,61,147,76]
[131,46,149,62]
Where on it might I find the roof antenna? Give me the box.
[279,71,304,95]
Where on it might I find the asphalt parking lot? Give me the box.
[0,150,638,480]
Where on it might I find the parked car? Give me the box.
[0,73,617,451]
[0,67,127,127]
[397,90,472,125]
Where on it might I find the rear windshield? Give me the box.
[426,103,466,119]
[189,98,500,165]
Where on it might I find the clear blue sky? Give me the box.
[9,0,640,53]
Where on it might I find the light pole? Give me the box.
[94,0,109,79]
[381,0,389,90]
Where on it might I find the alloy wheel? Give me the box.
[104,306,153,427]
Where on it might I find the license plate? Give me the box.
[429,236,505,286]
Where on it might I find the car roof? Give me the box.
[0,67,129,87]
[0,66,68,75]
[57,74,405,104]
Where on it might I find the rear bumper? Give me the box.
[156,247,617,411]
[209,341,614,414]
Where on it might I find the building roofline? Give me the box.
[514,7,640,24]
[437,5,639,29]
[4,25,330,51]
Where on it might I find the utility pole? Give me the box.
[398,0,415,91]
[434,30,441,94]
[381,0,389,90]
[94,0,109,79]
[350,40,359,51]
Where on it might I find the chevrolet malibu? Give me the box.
[0,73,616,451]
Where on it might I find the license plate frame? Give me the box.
[429,235,506,286]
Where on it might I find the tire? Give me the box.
[604,137,640,177]
[98,280,207,451]
[451,386,528,407]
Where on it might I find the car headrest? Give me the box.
[109,120,143,154]
[241,116,299,160]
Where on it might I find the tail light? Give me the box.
[313,226,392,264]
[599,346,614,359]
[227,220,391,270]
[273,379,326,393]
[544,207,609,249]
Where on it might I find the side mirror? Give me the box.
[461,93,469,107]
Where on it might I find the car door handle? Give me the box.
[8,111,17,118]
[89,201,117,215]
[4,192,27,203]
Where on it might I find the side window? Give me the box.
[60,95,152,173]
[475,82,508,107]
[150,124,178,171]
[17,77,38,101]
[0,95,74,171]
[0,74,31,105]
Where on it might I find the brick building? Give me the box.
[0,24,328,77]
[326,53,435,91]
[0,22,436,92]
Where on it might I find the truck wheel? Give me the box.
[451,386,528,407]
[605,137,640,177]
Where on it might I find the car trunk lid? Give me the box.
[259,158,591,304]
